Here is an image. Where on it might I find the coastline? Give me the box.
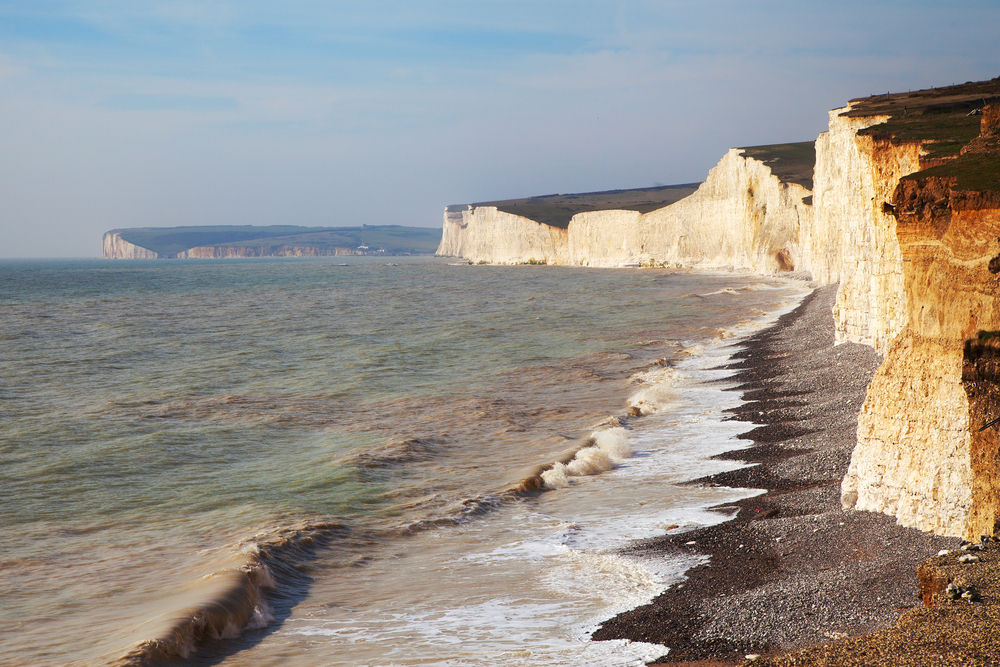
[593,285,959,664]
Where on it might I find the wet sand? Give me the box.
[593,285,960,664]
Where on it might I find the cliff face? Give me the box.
[438,149,813,273]
[103,232,159,259]
[437,206,569,264]
[842,108,1000,538]
[812,108,921,353]
[568,150,812,271]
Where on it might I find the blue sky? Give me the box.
[2,1,999,257]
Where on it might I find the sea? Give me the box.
[0,256,809,667]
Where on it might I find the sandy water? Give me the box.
[0,257,807,666]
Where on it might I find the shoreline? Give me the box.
[593,285,959,664]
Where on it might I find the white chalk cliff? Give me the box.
[103,232,159,259]
[439,149,814,273]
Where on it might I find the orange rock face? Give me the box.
[845,103,1000,538]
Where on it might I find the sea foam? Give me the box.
[542,427,631,489]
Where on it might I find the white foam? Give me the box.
[627,367,687,415]
[542,428,632,489]
[541,462,571,489]
[566,447,613,476]
[245,602,275,631]
[627,384,676,415]
[593,428,630,462]
[631,366,686,386]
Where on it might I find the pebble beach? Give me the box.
[594,285,970,665]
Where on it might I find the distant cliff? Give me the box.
[102,225,442,259]
[438,145,815,274]
[103,232,159,259]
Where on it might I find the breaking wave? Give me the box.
[111,520,350,667]
[401,493,509,532]
[541,427,632,490]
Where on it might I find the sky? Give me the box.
[1,1,999,258]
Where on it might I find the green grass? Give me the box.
[737,141,816,190]
[848,79,1000,160]
[113,225,442,257]
[903,152,1000,192]
[859,113,983,160]
[841,78,1000,190]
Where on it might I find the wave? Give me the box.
[702,288,739,296]
[342,438,442,468]
[627,366,687,416]
[400,493,509,532]
[110,520,350,667]
[541,427,632,490]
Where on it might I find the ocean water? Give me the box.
[0,257,808,666]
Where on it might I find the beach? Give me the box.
[594,285,960,664]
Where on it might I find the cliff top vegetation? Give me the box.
[850,78,1000,162]
[846,77,1000,193]
[737,141,816,190]
[111,225,443,257]
[448,183,702,229]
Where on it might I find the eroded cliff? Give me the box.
[437,147,814,273]
[843,97,1000,538]
[438,206,569,264]
[813,108,920,353]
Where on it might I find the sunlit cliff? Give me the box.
[440,79,1000,539]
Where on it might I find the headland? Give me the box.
[102,224,442,259]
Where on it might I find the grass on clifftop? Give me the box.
[114,225,443,257]
[902,152,1000,192]
[737,141,816,190]
[850,78,1000,161]
[448,183,701,229]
